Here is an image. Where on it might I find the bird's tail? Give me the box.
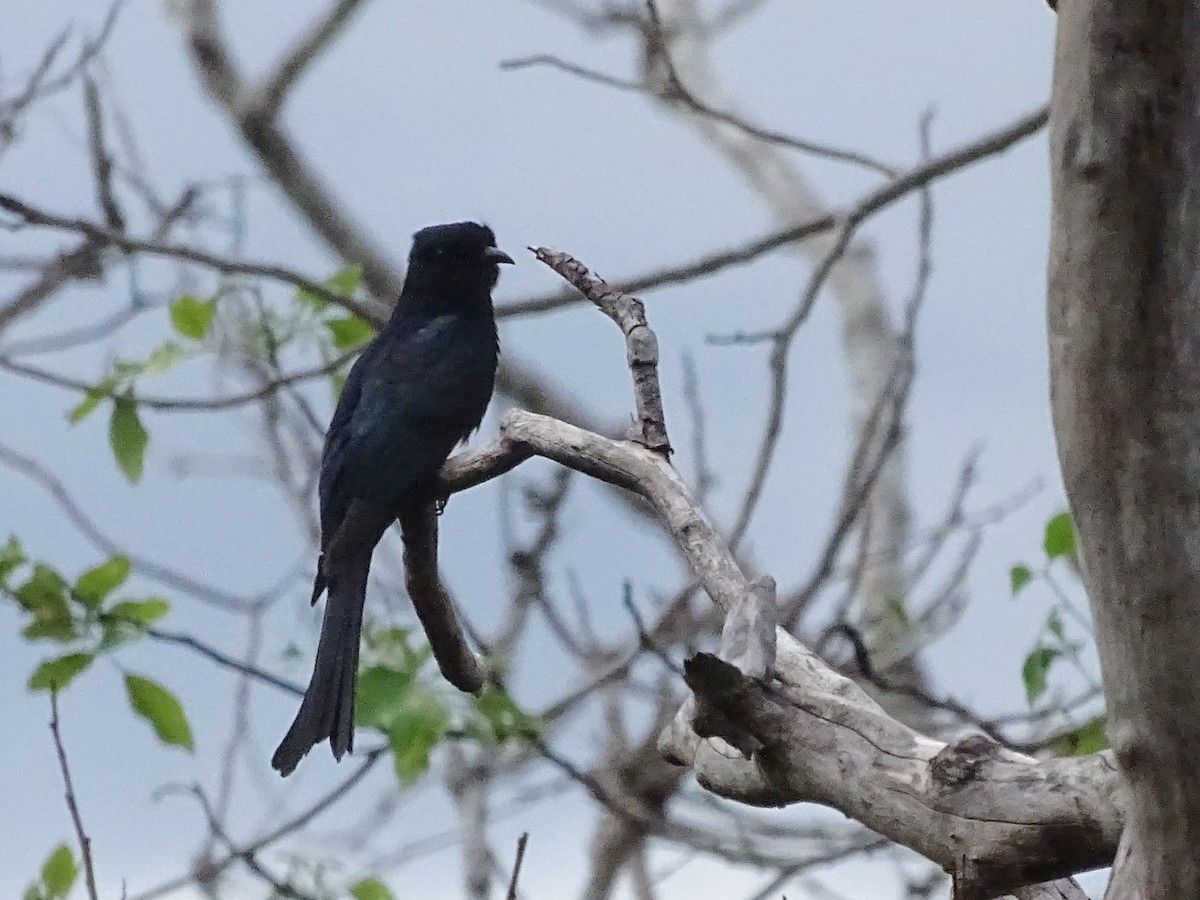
[271,556,368,776]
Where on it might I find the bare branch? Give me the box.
[83,74,126,232]
[645,0,897,176]
[0,241,103,333]
[0,192,382,320]
[506,832,530,900]
[530,246,671,454]
[496,105,1048,320]
[49,693,100,900]
[181,0,401,299]
[0,1,125,153]
[445,745,495,899]
[0,348,357,411]
[0,440,266,611]
[399,503,485,693]
[500,54,645,93]
[247,0,371,119]
[131,748,386,900]
[147,627,303,696]
[435,408,1121,892]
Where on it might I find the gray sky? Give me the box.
[1,1,1103,897]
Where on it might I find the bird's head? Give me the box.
[405,222,514,297]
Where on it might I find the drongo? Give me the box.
[272,222,512,776]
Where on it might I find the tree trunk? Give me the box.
[1048,3,1200,897]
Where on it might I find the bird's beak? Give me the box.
[484,247,515,265]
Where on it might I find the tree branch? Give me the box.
[436,408,1122,896]
[496,104,1048,320]
[530,246,671,454]
[246,0,370,118]
[49,693,100,900]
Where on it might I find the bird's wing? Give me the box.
[316,336,385,549]
[319,315,483,530]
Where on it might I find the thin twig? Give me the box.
[146,627,304,696]
[49,692,100,900]
[0,439,275,611]
[497,105,1047,320]
[506,832,530,900]
[725,217,857,552]
[248,0,370,117]
[645,0,897,177]
[0,192,382,322]
[131,748,386,900]
[500,54,645,93]
[83,74,126,232]
[0,347,357,411]
[681,351,715,504]
[783,113,936,627]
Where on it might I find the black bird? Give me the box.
[272,222,512,776]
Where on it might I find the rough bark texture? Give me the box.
[1049,2,1200,897]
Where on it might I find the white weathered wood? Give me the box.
[442,410,1122,897]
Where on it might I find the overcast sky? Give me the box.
[1,2,1104,897]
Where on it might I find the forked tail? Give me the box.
[271,557,368,776]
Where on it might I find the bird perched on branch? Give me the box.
[272,222,512,776]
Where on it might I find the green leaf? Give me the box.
[325,315,375,351]
[101,598,170,649]
[40,844,77,898]
[0,535,26,582]
[328,264,362,296]
[1009,564,1032,596]
[349,877,394,900]
[169,295,215,340]
[124,674,194,751]
[1046,609,1065,640]
[74,556,131,608]
[299,264,363,309]
[15,564,68,612]
[106,598,169,625]
[297,284,329,310]
[68,375,119,424]
[329,368,349,400]
[23,884,46,900]
[472,688,543,745]
[1047,715,1109,757]
[29,653,94,692]
[1043,512,1076,559]
[355,666,418,731]
[1021,646,1061,705]
[363,626,429,673]
[15,565,75,641]
[110,397,149,483]
[144,342,184,375]
[386,686,449,784]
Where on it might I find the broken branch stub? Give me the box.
[529,246,672,455]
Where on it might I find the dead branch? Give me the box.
[436,408,1122,896]
[530,246,671,454]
